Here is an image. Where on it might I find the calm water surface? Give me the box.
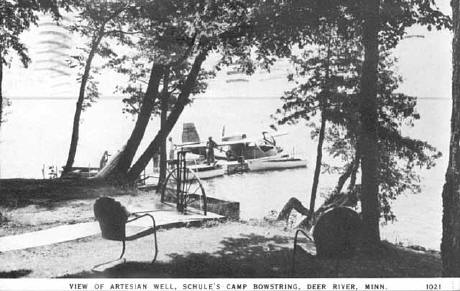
[0,98,450,250]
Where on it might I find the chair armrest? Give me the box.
[294,229,313,253]
[127,213,157,229]
[294,229,313,244]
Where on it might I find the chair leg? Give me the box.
[92,241,126,272]
[292,236,299,275]
[119,240,126,260]
[151,225,158,263]
[126,213,159,263]
[291,229,313,276]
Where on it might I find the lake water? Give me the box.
[0,96,451,251]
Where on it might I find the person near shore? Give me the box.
[168,137,176,162]
[206,136,218,164]
[153,153,159,170]
[262,131,276,146]
[99,151,110,170]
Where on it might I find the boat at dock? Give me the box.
[176,123,227,179]
[60,166,99,178]
[218,131,308,172]
[246,155,307,171]
[188,163,226,179]
[177,123,308,176]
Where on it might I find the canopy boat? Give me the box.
[176,123,226,179]
[219,131,307,172]
[178,123,308,175]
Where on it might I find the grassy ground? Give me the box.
[0,178,133,209]
[0,221,442,278]
[0,178,139,236]
[0,179,443,278]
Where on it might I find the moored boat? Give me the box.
[188,163,226,179]
[246,156,307,171]
[178,122,308,175]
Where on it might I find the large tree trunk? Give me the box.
[127,50,208,182]
[62,31,104,175]
[358,0,381,250]
[0,54,3,131]
[441,0,460,277]
[96,64,164,182]
[158,69,170,189]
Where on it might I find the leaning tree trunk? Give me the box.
[127,50,208,182]
[441,0,460,277]
[278,197,310,221]
[96,64,164,182]
[63,6,126,176]
[307,111,326,221]
[333,159,357,196]
[158,69,170,189]
[307,36,332,222]
[62,31,104,175]
[358,0,381,250]
[277,155,359,229]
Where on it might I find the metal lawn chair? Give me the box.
[291,229,314,274]
[291,207,361,275]
[92,197,158,270]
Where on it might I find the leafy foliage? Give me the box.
[106,0,279,119]
[0,0,75,66]
[66,54,101,109]
[0,0,76,126]
[273,24,441,222]
[117,61,214,118]
[65,1,128,109]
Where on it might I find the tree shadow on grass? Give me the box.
[294,241,442,278]
[62,233,318,278]
[61,235,442,278]
[0,179,139,210]
[0,269,32,278]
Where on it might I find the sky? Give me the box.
[1,1,453,102]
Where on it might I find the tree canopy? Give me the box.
[273,22,441,223]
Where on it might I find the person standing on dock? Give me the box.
[168,137,176,163]
[262,131,276,146]
[153,153,159,170]
[207,136,218,164]
[99,151,110,170]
